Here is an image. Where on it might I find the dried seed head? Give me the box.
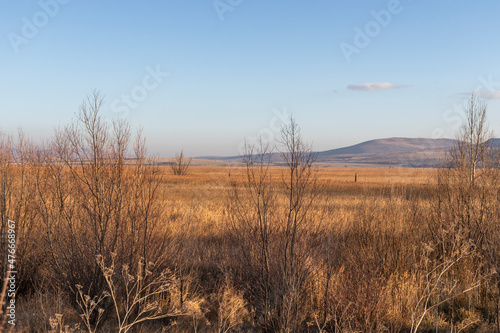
[49,317,58,329]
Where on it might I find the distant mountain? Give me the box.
[317,138,454,156]
[315,138,455,167]
[487,138,500,147]
[198,137,499,168]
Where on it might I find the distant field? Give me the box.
[167,165,437,186]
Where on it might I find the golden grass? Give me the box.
[10,164,497,332]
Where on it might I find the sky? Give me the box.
[1,1,500,156]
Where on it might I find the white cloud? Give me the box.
[347,82,403,91]
[472,90,500,100]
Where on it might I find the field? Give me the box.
[2,159,499,332]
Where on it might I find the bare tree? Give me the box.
[228,137,277,329]
[39,90,167,303]
[440,95,496,245]
[438,94,500,330]
[48,89,120,290]
[449,94,492,186]
[228,117,323,332]
[278,116,322,332]
[171,150,192,175]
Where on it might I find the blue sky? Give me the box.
[1,1,500,156]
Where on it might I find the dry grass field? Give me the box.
[2,98,500,332]
[1,161,498,332]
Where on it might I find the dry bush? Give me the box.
[171,150,192,176]
[329,264,388,332]
[93,254,184,333]
[431,95,500,329]
[227,118,325,332]
[15,287,80,332]
[384,272,421,332]
[34,91,169,302]
[216,279,249,333]
[0,130,46,294]
[410,238,482,332]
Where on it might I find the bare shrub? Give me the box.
[228,137,278,329]
[436,94,500,328]
[171,150,192,175]
[36,91,168,302]
[0,130,45,294]
[75,283,108,333]
[228,117,323,332]
[93,253,184,333]
[410,239,481,333]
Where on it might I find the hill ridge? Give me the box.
[197,137,499,168]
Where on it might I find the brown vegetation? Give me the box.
[1,94,500,332]
[171,150,192,176]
